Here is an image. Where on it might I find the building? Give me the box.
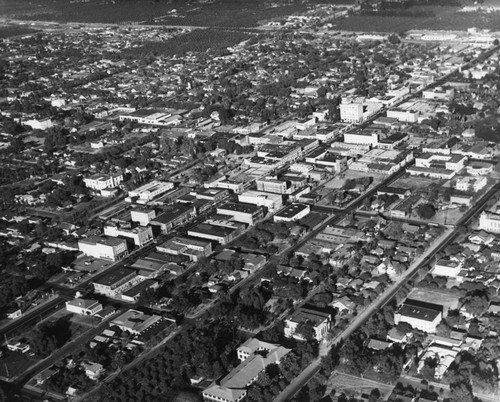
[274,203,310,223]
[394,302,442,333]
[187,222,240,245]
[238,191,283,212]
[284,307,332,341]
[81,361,105,381]
[236,338,283,362]
[455,176,487,192]
[202,340,291,402]
[111,309,163,335]
[156,236,212,261]
[479,211,500,233]
[84,172,123,191]
[121,279,159,303]
[343,131,379,146]
[130,208,156,226]
[92,267,139,297]
[255,178,291,194]
[216,180,245,194]
[103,224,154,247]
[150,205,196,234]
[216,202,264,225]
[432,259,462,277]
[340,102,364,124]
[386,108,419,123]
[78,236,128,261]
[65,298,103,316]
[127,180,174,203]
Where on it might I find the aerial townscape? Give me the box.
[1,0,500,401]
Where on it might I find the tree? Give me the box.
[388,34,401,45]
[416,203,436,220]
[448,381,474,402]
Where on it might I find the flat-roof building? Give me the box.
[78,236,128,261]
[104,224,153,248]
[128,180,174,203]
[274,203,310,223]
[93,267,140,297]
[216,202,264,225]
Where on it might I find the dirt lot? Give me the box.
[391,174,446,190]
[325,371,394,400]
[323,170,386,190]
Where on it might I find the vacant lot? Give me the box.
[392,174,445,190]
[325,371,394,400]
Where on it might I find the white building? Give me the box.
[65,298,103,316]
[386,108,419,123]
[78,236,128,261]
[455,176,487,192]
[84,172,123,191]
[479,211,500,233]
[127,180,174,202]
[24,117,54,130]
[238,191,283,212]
[274,203,310,223]
[432,259,462,277]
[340,103,364,124]
[343,132,379,146]
[103,224,153,247]
[130,208,156,226]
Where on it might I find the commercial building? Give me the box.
[127,180,174,203]
[340,103,364,124]
[84,172,123,191]
[284,307,332,341]
[65,298,103,316]
[238,191,283,212]
[187,223,240,245]
[78,236,128,261]
[156,236,213,261]
[150,205,196,234]
[216,180,245,194]
[130,208,156,226]
[255,178,291,194]
[92,267,140,297]
[274,203,310,223]
[216,202,264,225]
[104,224,153,247]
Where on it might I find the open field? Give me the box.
[0,24,39,38]
[331,5,500,32]
[0,0,309,27]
